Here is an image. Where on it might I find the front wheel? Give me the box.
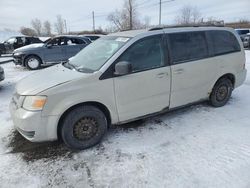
[25,55,41,70]
[60,105,108,150]
[210,78,233,107]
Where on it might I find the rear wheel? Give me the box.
[25,55,41,70]
[60,105,108,150]
[210,78,233,107]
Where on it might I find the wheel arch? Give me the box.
[57,101,111,140]
[214,73,235,88]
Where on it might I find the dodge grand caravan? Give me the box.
[10,27,247,150]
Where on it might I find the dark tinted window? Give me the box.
[208,30,241,56]
[31,37,42,43]
[169,32,208,64]
[117,35,165,72]
[236,30,250,35]
[73,38,86,44]
[86,36,100,41]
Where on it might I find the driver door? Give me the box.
[113,35,171,122]
[43,37,67,63]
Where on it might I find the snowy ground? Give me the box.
[0,51,250,188]
[0,56,13,64]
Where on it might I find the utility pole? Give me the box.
[159,0,175,26]
[159,0,162,26]
[92,11,95,32]
[129,0,133,30]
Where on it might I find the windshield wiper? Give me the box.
[63,61,78,70]
[76,67,94,73]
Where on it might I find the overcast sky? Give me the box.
[0,0,250,32]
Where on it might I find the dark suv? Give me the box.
[13,36,91,70]
[0,36,42,56]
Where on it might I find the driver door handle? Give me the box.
[157,72,168,78]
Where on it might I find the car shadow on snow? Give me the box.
[7,120,146,162]
[7,102,211,162]
[7,130,73,162]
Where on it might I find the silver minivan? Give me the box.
[10,27,247,150]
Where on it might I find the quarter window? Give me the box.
[117,35,165,72]
[169,32,208,64]
[207,30,241,56]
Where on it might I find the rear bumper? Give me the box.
[235,69,247,88]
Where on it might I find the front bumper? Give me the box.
[13,54,25,65]
[243,41,250,48]
[9,99,59,142]
[0,72,4,81]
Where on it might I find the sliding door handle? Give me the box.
[174,69,184,74]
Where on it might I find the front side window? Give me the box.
[169,32,208,64]
[208,30,241,56]
[47,38,62,46]
[117,35,165,72]
[5,37,16,44]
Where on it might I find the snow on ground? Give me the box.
[0,51,250,188]
[0,56,13,64]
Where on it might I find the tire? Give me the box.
[210,78,233,107]
[25,55,41,70]
[60,105,108,150]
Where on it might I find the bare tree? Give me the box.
[107,0,141,31]
[31,18,42,36]
[175,5,202,25]
[20,27,37,36]
[43,20,52,36]
[54,15,65,34]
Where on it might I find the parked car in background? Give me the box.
[243,33,250,49]
[79,34,104,41]
[0,36,42,56]
[235,28,250,41]
[10,27,247,150]
[13,36,91,70]
[0,66,5,82]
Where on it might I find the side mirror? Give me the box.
[114,61,132,76]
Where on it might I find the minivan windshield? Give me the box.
[68,36,130,73]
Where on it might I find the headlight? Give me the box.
[13,52,23,56]
[22,96,47,111]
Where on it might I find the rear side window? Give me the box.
[207,30,241,56]
[169,32,208,64]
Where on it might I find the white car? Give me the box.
[10,27,247,150]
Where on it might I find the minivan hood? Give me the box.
[14,43,44,52]
[16,64,85,95]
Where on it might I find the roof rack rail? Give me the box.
[149,21,225,31]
